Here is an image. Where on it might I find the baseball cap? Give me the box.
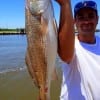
[74,1,97,18]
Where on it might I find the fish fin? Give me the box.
[41,16,48,35]
[25,0,28,10]
[52,67,58,81]
[53,18,58,36]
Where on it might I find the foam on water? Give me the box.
[0,66,27,74]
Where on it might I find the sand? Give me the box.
[0,69,61,100]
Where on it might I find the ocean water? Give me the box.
[0,35,27,73]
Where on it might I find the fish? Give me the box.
[25,0,58,99]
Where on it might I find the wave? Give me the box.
[0,66,26,74]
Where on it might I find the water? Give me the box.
[0,35,27,73]
[0,32,100,74]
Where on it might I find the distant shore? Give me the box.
[0,28,25,35]
[0,29,100,35]
[0,32,26,35]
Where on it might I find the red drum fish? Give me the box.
[25,0,57,99]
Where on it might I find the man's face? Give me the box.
[75,8,98,36]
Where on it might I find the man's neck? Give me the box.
[77,34,96,44]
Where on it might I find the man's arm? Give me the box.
[56,0,75,63]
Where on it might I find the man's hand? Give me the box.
[55,0,70,6]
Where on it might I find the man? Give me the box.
[56,0,100,100]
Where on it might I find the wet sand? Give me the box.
[0,69,61,100]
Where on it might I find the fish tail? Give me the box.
[38,85,48,100]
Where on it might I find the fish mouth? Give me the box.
[28,0,50,16]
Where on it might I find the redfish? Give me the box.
[25,0,57,99]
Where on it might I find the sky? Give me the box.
[0,0,25,29]
[0,0,100,29]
